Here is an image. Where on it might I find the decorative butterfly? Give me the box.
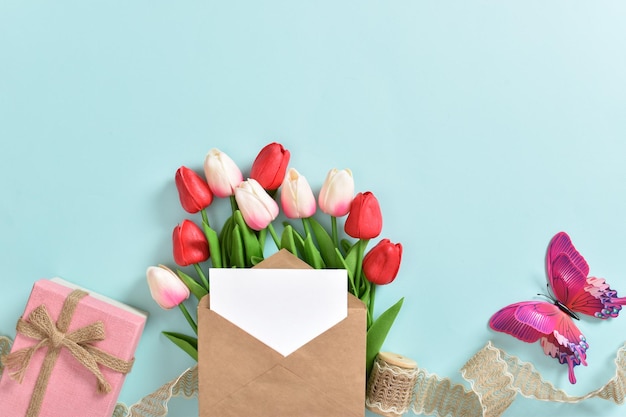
[489,231,626,384]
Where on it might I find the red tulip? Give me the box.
[344,191,382,239]
[362,239,403,285]
[249,142,290,190]
[172,220,210,266]
[175,166,214,213]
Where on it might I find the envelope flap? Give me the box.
[198,294,283,407]
[283,293,366,413]
[348,292,365,310]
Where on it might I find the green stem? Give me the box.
[354,239,369,294]
[201,209,210,228]
[267,223,281,250]
[201,209,222,268]
[348,273,358,298]
[302,217,312,239]
[331,216,339,251]
[178,302,198,335]
[367,283,376,329]
[258,227,267,252]
[193,263,209,290]
[230,195,238,213]
[360,279,370,306]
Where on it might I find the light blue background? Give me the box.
[1,2,626,416]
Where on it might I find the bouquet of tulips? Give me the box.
[146,142,404,374]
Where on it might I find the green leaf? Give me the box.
[233,210,263,266]
[340,238,352,254]
[360,280,371,308]
[343,242,360,283]
[162,331,198,362]
[335,248,357,296]
[250,255,264,266]
[308,217,339,268]
[303,234,324,269]
[230,224,245,268]
[366,297,404,375]
[176,269,208,301]
[258,228,268,251]
[290,226,306,257]
[202,221,222,269]
[280,224,298,255]
[219,215,234,266]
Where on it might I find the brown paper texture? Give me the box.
[198,249,366,417]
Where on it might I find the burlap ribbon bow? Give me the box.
[1,289,135,417]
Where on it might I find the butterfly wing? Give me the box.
[539,312,589,384]
[547,231,589,279]
[489,301,559,342]
[547,231,626,318]
[489,301,588,384]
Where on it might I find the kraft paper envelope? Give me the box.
[198,249,367,417]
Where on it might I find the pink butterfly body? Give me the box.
[489,232,626,384]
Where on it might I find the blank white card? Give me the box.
[209,268,347,356]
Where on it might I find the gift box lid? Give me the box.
[0,278,147,417]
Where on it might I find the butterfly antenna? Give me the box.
[545,282,556,299]
[536,293,553,302]
[537,284,554,300]
[536,292,580,319]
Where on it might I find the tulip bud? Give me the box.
[318,168,354,217]
[234,178,279,230]
[362,239,403,285]
[250,142,291,190]
[203,148,244,198]
[173,219,210,266]
[146,265,190,309]
[344,191,382,239]
[175,166,214,213]
[280,168,316,219]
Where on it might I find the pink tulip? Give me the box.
[318,168,354,217]
[234,178,279,230]
[146,265,190,309]
[203,148,244,198]
[280,168,316,219]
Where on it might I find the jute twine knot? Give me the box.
[0,289,135,417]
[49,327,65,349]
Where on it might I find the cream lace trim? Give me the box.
[366,341,626,417]
[2,335,625,417]
[112,366,198,417]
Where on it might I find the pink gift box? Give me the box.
[0,279,146,417]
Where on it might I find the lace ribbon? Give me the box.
[366,341,626,417]
[2,335,626,417]
[112,366,198,417]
